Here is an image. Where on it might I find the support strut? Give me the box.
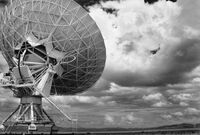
[1,96,55,133]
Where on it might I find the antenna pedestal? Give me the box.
[1,96,56,133]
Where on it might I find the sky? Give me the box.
[0,0,200,129]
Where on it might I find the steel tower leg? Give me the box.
[1,96,55,133]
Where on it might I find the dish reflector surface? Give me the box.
[0,0,106,95]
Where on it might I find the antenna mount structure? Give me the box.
[0,0,106,133]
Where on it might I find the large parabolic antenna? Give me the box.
[0,0,106,132]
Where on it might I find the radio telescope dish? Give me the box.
[0,0,106,132]
[0,0,106,95]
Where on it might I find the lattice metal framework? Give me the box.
[0,0,106,95]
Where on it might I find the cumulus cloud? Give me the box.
[143,93,163,101]
[0,0,200,129]
[161,114,172,120]
[167,92,198,107]
[121,112,143,124]
[48,0,200,128]
[107,82,155,95]
[161,108,200,121]
[172,112,184,117]
[52,95,113,108]
[185,108,200,116]
[104,114,115,124]
[179,102,189,107]
[170,93,193,103]
[104,112,143,126]
[90,0,200,87]
[104,83,162,108]
[174,93,193,101]
[152,101,168,107]
[177,0,200,31]
[142,92,170,107]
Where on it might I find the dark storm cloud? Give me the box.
[0,0,199,129]
[63,0,200,128]
[144,0,177,4]
[104,39,200,87]
[84,78,111,97]
[75,0,178,7]
[75,0,120,8]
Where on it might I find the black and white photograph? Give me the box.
[0,0,200,134]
